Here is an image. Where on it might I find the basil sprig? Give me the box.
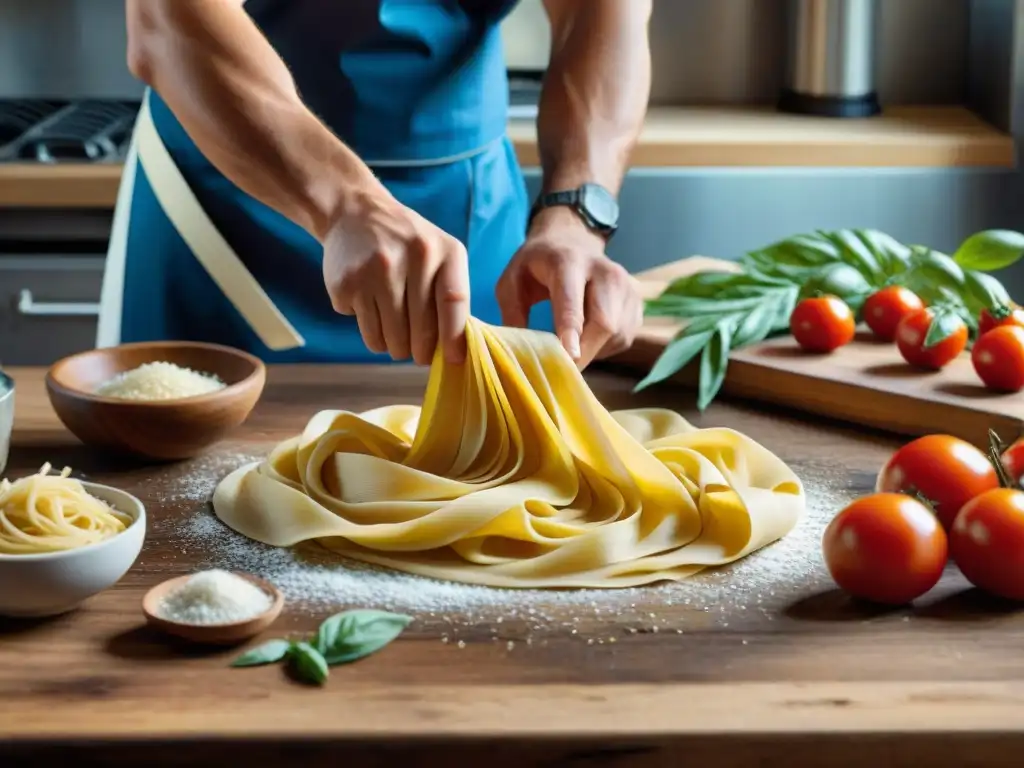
[232,609,412,686]
[637,228,1024,408]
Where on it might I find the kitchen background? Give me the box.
[0,0,1022,364]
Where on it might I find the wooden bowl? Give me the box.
[142,572,284,645]
[45,341,266,461]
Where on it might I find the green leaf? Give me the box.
[634,329,715,391]
[923,308,966,349]
[644,295,766,317]
[697,321,734,411]
[315,609,412,666]
[230,639,291,668]
[822,230,885,286]
[963,269,1012,313]
[288,641,329,685]
[797,262,873,309]
[854,229,912,274]
[732,299,780,348]
[953,229,1024,272]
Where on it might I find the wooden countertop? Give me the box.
[3,364,1024,766]
[0,106,1014,209]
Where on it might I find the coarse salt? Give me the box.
[95,361,225,401]
[157,569,273,625]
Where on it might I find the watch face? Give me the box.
[579,183,619,230]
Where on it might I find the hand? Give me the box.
[496,208,643,368]
[322,188,470,365]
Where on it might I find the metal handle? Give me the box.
[17,289,101,317]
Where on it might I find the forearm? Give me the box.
[536,0,652,196]
[125,0,381,241]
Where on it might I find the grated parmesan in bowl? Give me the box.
[95,361,225,401]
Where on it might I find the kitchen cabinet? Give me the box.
[0,255,102,365]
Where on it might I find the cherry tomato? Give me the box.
[978,304,1024,337]
[876,434,999,530]
[822,493,948,604]
[950,488,1024,600]
[789,295,856,353]
[895,308,968,370]
[1001,438,1024,489]
[971,325,1024,393]
[863,286,924,342]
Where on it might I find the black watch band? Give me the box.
[529,183,619,238]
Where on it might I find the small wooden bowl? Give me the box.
[142,572,284,645]
[45,341,266,461]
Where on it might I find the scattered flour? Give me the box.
[159,453,861,635]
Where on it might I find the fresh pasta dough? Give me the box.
[213,319,805,588]
[0,464,132,554]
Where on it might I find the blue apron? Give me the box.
[105,0,550,363]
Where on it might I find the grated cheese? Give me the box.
[95,361,225,401]
[157,569,273,625]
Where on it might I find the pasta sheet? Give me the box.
[213,319,804,588]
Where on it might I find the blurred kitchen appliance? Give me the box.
[779,0,880,118]
[501,0,549,119]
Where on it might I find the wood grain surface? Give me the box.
[612,257,1024,448]
[2,365,1024,767]
[0,106,1013,209]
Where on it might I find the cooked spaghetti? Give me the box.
[0,464,132,555]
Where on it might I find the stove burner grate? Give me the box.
[0,99,140,164]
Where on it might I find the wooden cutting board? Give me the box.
[612,256,1024,447]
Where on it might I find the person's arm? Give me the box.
[497,0,652,367]
[536,0,652,196]
[125,0,469,364]
[126,0,377,241]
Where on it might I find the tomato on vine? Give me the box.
[971,325,1024,393]
[822,493,948,604]
[979,303,1024,337]
[876,434,999,530]
[896,308,967,370]
[950,488,1024,600]
[863,286,924,342]
[789,295,856,353]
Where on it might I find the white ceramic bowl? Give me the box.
[0,481,146,617]
[0,370,13,477]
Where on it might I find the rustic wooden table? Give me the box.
[1,364,1023,767]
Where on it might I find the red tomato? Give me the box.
[1001,438,1024,489]
[876,434,999,530]
[822,493,948,604]
[863,286,924,342]
[971,325,1024,393]
[978,304,1024,337]
[950,488,1024,600]
[895,308,968,370]
[789,296,856,353]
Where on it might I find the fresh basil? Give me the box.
[633,329,712,392]
[230,608,413,686]
[640,227,1023,410]
[289,641,329,685]
[230,639,292,667]
[953,229,1024,272]
[315,609,412,665]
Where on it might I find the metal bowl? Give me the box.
[0,370,12,477]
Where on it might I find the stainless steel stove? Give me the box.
[0,99,139,164]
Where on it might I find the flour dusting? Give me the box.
[160,454,858,635]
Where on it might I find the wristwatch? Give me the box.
[529,182,620,238]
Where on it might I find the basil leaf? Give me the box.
[923,308,965,349]
[645,295,765,317]
[963,269,1012,313]
[854,229,912,275]
[634,329,715,391]
[798,263,872,309]
[823,230,885,286]
[755,233,840,269]
[697,320,734,412]
[316,609,412,665]
[953,229,1024,272]
[732,300,778,348]
[289,641,329,685]
[231,639,291,668]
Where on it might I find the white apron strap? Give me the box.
[126,90,305,351]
